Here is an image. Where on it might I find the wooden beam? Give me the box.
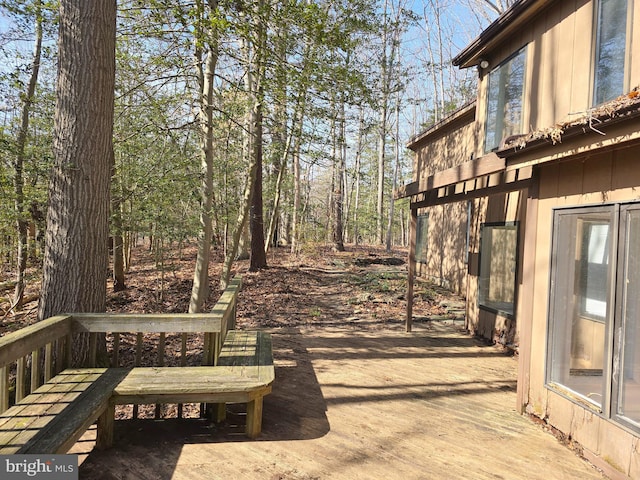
[411,177,532,209]
[395,153,505,200]
[395,181,418,199]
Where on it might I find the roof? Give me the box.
[452,0,558,68]
[406,101,476,151]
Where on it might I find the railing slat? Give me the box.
[133,333,142,419]
[15,357,25,403]
[0,366,8,413]
[44,343,53,382]
[113,333,120,367]
[31,348,41,392]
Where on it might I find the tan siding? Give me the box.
[412,108,476,295]
[571,0,593,111]
[528,147,640,479]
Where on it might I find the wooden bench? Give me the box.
[0,368,127,454]
[102,329,274,444]
[0,277,248,454]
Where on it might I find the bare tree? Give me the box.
[11,0,43,311]
[189,0,220,313]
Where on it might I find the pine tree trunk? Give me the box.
[38,0,116,367]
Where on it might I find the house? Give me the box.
[396,0,640,478]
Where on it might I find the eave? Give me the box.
[406,101,476,151]
[396,98,640,208]
[452,0,558,69]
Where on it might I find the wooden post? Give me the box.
[516,173,539,413]
[96,403,115,450]
[245,397,263,439]
[406,207,417,332]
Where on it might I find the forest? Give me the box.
[0,0,511,322]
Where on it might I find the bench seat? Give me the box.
[0,368,127,454]
[111,365,273,405]
[104,330,274,443]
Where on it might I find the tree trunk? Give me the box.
[249,0,267,271]
[333,93,345,252]
[352,106,364,245]
[111,167,126,292]
[13,0,43,311]
[376,104,387,245]
[189,0,219,313]
[290,138,301,254]
[386,89,401,252]
[38,0,116,367]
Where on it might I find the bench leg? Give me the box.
[245,397,263,439]
[95,404,115,450]
[207,402,226,423]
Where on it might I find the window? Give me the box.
[478,222,518,317]
[547,203,640,432]
[484,47,526,152]
[593,0,630,105]
[415,214,428,264]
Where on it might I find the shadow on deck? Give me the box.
[77,323,605,480]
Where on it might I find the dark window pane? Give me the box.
[594,0,628,104]
[484,48,526,152]
[478,223,518,316]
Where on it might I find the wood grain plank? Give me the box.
[0,316,72,367]
[72,314,223,333]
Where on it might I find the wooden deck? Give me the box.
[77,322,607,480]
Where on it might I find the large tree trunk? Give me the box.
[12,0,43,311]
[248,0,267,271]
[189,0,219,313]
[38,0,116,367]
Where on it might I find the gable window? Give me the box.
[547,203,640,433]
[478,222,518,318]
[593,0,630,105]
[415,214,429,264]
[484,47,526,152]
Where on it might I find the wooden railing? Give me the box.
[0,276,242,415]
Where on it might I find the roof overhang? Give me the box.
[396,99,640,209]
[452,0,558,69]
[406,101,476,151]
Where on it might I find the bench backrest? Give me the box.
[0,276,242,413]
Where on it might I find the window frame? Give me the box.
[477,221,519,319]
[415,213,429,264]
[546,202,640,434]
[591,0,633,106]
[484,46,527,153]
